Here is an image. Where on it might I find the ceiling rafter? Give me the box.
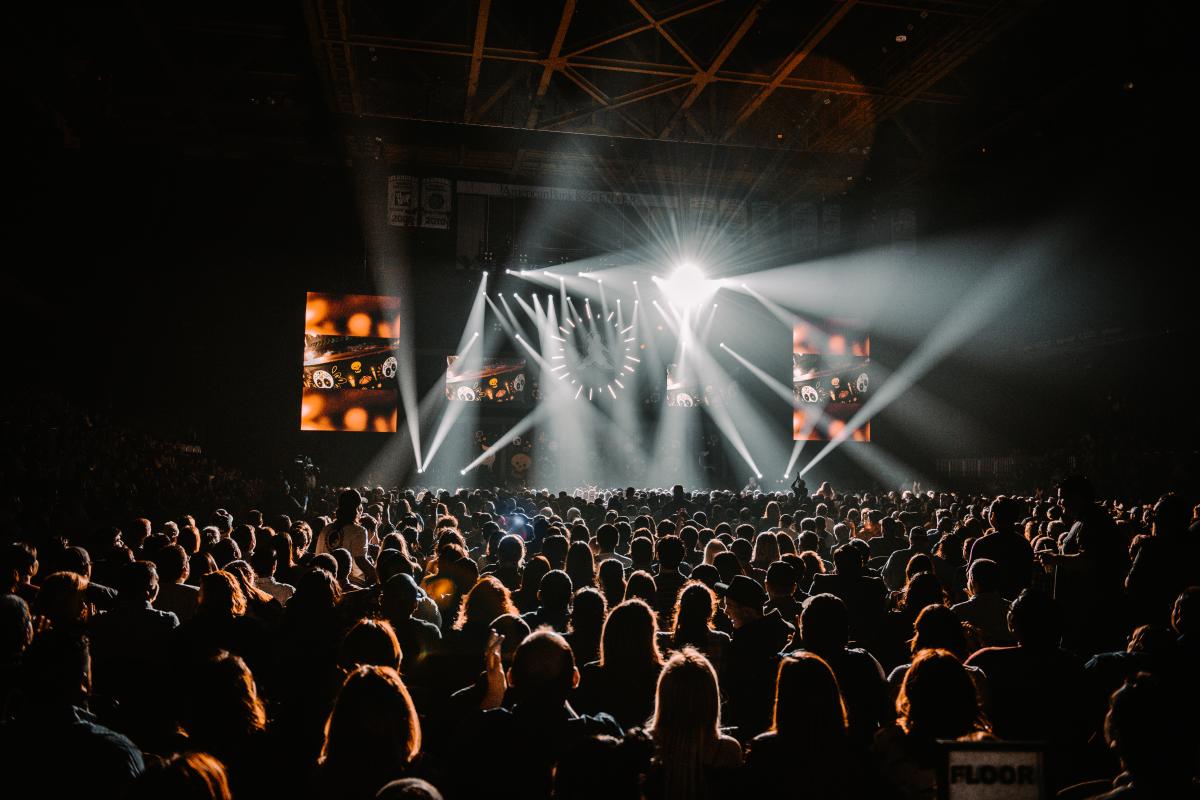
[526,0,577,128]
[333,35,961,106]
[565,0,725,58]
[541,77,691,130]
[464,0,492,121]
[659,0,767,139]
[722,0,859,142]
[627,0,702,72]
[559,66,656,138]
[472,69,523,123]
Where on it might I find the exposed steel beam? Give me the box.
[541,77,691,130]
[722,0,859,142]
[566,0,725,58]
[560,66,655,138]
[527,0,577,128]
[333,35,961,105]
[659,0,765,138]
[627,0,702,72]
[465,0,492,120]
[471,69,522,123]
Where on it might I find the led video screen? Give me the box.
[792,322,871,441]
[666,362,728,407]
[300,293,401,431]
[446,356,527,403]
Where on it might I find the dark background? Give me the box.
[6,1,1194,493]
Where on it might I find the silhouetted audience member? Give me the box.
[951,558,1014,645]
[153,543,200,621]
[129,751,232,800]
[467,630,621,800]
[965,589,1089,782]
[381,574,441,683]
[745,652,857,799]
[871,649,992,798]
[811,544,888,646]
[0,631,144,795]
[575,599,663,729]
[317,665,422,800]
[659,581,731,674]
[786,592,890,745]
[968,497,1033,600]
[1095,672,1200,799]
[720,574,793,740]
[644,648,741,800]
[565,587,606,666]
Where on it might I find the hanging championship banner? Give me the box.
[387,175,418,227]
[420,177,452,229]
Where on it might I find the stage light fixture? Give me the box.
[661,262,714,309]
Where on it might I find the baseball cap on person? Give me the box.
[715,574,767,609]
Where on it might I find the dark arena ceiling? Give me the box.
[7,1,1192,480]
[14,1,1178,204]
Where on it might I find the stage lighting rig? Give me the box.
[554,300,642,401]
[657,262,717,310]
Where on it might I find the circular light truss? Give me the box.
[551,302,641,401]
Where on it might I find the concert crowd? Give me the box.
[1,415,1198,799]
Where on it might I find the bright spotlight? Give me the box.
[756,472,763,479]
[506,269,513,275]
[460,469,466,475]
[661,262,714,309]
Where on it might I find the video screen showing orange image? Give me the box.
[446,357,526,403]
[301,293,401,431]
[304,293,402,338]
[300,390,399,432]
[793,321,871,442]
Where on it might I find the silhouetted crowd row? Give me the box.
[2,474,1199,799]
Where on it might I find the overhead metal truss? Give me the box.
[302,0,1033,155]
